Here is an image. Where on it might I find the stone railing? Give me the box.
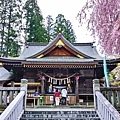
[100,87,120,111]
[0,91,25,120]
[96,91,120,120]
[0,87,20,107]
[0,79,28,120]
[93,79,120,120]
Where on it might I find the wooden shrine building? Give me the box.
[0,33,117,105]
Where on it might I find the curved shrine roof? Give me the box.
[0,33,104,64]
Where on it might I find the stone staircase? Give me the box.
[20,108,101,120]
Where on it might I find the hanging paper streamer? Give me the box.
[48,78,50,82]
[53,79,56,84]
[42,73,79,86]
[61,80,63,85]
[60,80,62,85]
[64,80,66,85]
[51,78,52,83]
[67,78,70,83]
[44,73,76,80]
[67,78,68,83]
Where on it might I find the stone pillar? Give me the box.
[93,79,100,109]
[0,83,3,105]
[9,81,15,102]
[2,91,7,106]
[20,79,28,110]
[9,91,13,103]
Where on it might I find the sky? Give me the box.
[37,0,94,43]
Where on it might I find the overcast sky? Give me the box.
[37,0,94,43]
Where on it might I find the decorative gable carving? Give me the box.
[55,40,65,47]
[47,47,75,56]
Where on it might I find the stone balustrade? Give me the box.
[100,87,120,110]
[96,91,120,120]
[0,79,28,120]
[0,86,20,107]
[93,79,120,120]
[0,91,25,120]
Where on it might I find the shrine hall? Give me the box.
[0,33,116,105]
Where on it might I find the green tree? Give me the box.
[53,14,76,43]
[0,0,7,56]
[0,0,22,57]
[23,0,47,43]
[64,20,76,43]
[46,15,54,42]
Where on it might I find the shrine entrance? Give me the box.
[44,72,76,94]
[37,68,77,95]
[35,67,94,105]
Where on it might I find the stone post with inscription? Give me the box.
[93,79,100,109]
[20,79,28,110]
[0,83,3,105]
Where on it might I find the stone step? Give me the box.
[21,114,99,118]
[20,118,101,120]
[20,110,101,120]
[24,110,98,114]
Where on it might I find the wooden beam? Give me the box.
[8,82,40,86]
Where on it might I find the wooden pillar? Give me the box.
[41,80,45,95]
[75,75,79,104]
[41,76,45,95]
[75,80,79,104]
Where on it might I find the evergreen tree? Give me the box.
[46,15,54,42]
[53,14,76,43]
[23,0,47,43]
[0,0,7,56]
[0,0,22,57]
[64,20,76,43]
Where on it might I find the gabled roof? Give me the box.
[18,33,102,61]
[30,33,94,59]
[0,33,104,65]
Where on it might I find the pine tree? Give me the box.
[0,0,23,57]
[46,15,54,42]
[0,0,7,56]
[54,14,76,43]
[23,0,47,43]
[64,20,76,43]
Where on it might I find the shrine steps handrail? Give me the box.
[0,91,25,120]
[95,91,120,120]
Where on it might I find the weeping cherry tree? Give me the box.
[77,0,120,56]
